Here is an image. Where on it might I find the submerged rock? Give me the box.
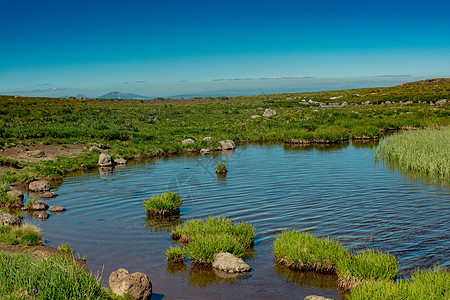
[109,268,152,300]
[38,211,49,220]
[262,108,277,117]
[41,191,58,199]
[219,140,235,150]
[29,180,50,192]
[98,153,114,167]
[0,212,21,226]
[212,252,251,273]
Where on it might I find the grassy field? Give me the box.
[0,79,449,187]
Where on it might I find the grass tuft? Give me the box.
[143,191,183,216]
[165,246,186,263]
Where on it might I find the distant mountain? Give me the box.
[98,91,150,99]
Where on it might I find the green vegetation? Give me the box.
[215,162,227,173]
[143,191,183,216]
[349,267,450,300]
[273,229,348,273]
[170,216,255,264]
[273,229,399,292]
[375,127,450,180]
[57,242,74,256]
[0,189,22,208]
[0,79,448,186]
[0,251,115,299]
[0,223,42,246]
[165,246,187,263]
[336,249,398,291]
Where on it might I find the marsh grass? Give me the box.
[273,229,348,273]
[170,216,255,264]
[215,162,227,174]
[0,223,42,246]
[165,246,187,263]
[375,127,450,180]
[336,249,398,291]
[0,251,115,299]
[143,191,183,216]
[348,267,450,300]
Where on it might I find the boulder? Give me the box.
[109,268,152,300]
[219,140,235,150]
[304,296,335,300]
[49,206,66,212]
[27,150,45,158]
[114,158,127,165]
[41,191,58,198]
[262,108,277,117]
[38,211,49,220]
[202,137,212,141]
[182,138,195,145]
[250,115,261,119]
[0,212,21,226]
[212,252,251,273]
[200,149,210,155]
[29,180,50,192]
[98,153,114,167]
[7,190,24,201]
[385,101,392,105]
[436,99,447,105]
[31,200,49,211]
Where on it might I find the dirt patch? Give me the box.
[0,144,85,163]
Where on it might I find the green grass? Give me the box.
[0,189,22,208]
[348,267,450,300]
[273,229,349,273]
[142,191,183,216]
[336,249,398,291]
[375,127,450,181]
[170,216,255,264]
[165,246,187,263]
[0,223,42,246]
[0,251,115,299]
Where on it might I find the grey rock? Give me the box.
[31,200,49,211]
[7,190,24,201]
[304,296,335,300]
[219,140,235,150]
[38,211,49,220]
[0,212,21,226]
[98,153,114,167]
[202,136,212,141]
[212,252,251,273]
[89,146,103,151]
[341,102,348,106]
[109,268,152,300]
[41,191,58,198]
[49,205,66,212]
[114,158,127,165]
[182,138,195,145]
[200,149,210,155]
[436,99,447,105]
[29,180,50,192]
[385,101,392,105]
[250,115,261,118]
[262,108,277,117]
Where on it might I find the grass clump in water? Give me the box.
[170,215,255,264]
[215,162,227,174]
[336,249,398,291]
[0,223,42,246]
[375,127,450,180]
[273,229,348,273]
[348,267,449,300]
[0,251,115,299]
[143,191,183,216]
[165,246,186,263]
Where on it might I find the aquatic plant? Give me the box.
[273,229,348,273]
[187,233,246,264]
[348,267,449,300]
[143,191,183,216]
[375,127,450,180]
[215,162,227,174]
[24,197,36,210]
[165,246,186,263]
[336,249,398,291]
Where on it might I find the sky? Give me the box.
[1,0,449,98]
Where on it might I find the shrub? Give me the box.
[143,191,183,216]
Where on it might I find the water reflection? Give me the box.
[283,142,349,152]
[273,264,338,290]
[144,215,182,232]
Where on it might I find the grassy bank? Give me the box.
[375,127,450,180]
[0,79,449,187]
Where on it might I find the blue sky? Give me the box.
[1,0,449,97]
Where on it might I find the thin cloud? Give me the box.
[373,75,411,78]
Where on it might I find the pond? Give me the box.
[24,142,450,299]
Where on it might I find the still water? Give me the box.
[25,142,449,299]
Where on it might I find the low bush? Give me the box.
[143,191,183,216]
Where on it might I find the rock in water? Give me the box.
[304,296,335,300]
[31,200,49,211]
[7,190,24,201]
[0,212,21,225]
[114,158,127,165]
[219,140,235,150]
[262,108,277,117]
[109,268,152,300]
[29,180,50,192]
[98,153,114,167]
[49,206,66,212]
[212,252,251,273]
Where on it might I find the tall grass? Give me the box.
[143,191,183,216]
[0,223,42,246]
[375,127,450,180]
[348,267,450,300]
